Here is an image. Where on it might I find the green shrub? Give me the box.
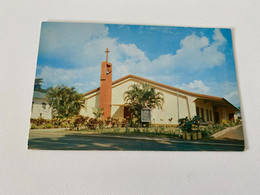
[159,125,165,133]
[97,119,104,130]
[153,126,159,134]
[178,116,201,133]
[121,118,128,127]
[31,123,37,129]
[125,121,130,133]
[87,118,98,130]
[111,118,120,128]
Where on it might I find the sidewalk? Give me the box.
[212,125,244,140]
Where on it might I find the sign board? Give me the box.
[141,108,151,122]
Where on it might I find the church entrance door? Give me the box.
[124,106,132,119]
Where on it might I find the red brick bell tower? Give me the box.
[99,48,112,119]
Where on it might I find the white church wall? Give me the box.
[112,80,139,105]
[31,98,52,119]
[110,78,198,124]
[150,89,194,125]
[111,79,142,119]
[151,91,178,125]
[80,93,100,118]
[187,96,197,118]
[81,78,204,124]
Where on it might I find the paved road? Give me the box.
[28,129,244,151]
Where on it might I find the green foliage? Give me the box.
[72,115,88,130]
[120,118,128,127]
[34,78,43,89]
[46,85,85,118]
[97,119,104,130]
[159,125,165,133]
[111,118,120,128]
[124,83,164,125]
[87,118,98,130]
[34,78,47,93]
[220,119,237,127]
[178,116,201,133]
[201,119,240,137]
[125,121,130,133]
[92,107,104,119]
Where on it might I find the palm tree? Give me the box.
[92,107,104,119]
[46,85,85,118]
[124,83,164,123]
[34,78,47,92]
[34,78,43,90]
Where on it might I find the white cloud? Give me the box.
[176,80,240,106]
[40,23,227,79]
[38,24,229,98]
[37,66,100,93]
[213,29,227,46]
[178,80,210,94]
[37,66,80,84]
[224,90,238,99]
[150,29,226,69]
[224,90,240,106]
[114,65,130,77]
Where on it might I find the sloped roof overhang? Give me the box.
[84,74,239,111]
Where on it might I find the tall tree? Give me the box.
[46,85,85,118]
[124,83,164,122]
[34,78,47,93]
[34,78,43,90]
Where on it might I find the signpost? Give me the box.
[141,108,151,125]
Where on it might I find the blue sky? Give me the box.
[36,22,240,107]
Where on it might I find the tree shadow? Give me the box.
[28,134,244,151]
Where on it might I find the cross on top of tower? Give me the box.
[105,48,110,62]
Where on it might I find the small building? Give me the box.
[31,91,52,119]
[80,49,239,125]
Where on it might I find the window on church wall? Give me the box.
[209,110,212,121]
[42,102,46,109]
[206,109,209,121]
[196,106,199,116]
[201,108,204,120]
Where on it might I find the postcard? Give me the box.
[28,22,244,151]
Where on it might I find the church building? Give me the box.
[80,49,239,125]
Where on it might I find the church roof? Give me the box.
[84,74,238,111]
[33,91,46,99]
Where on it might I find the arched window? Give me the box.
[42,102,46,109]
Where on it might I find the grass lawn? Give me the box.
[60,126,182,139]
